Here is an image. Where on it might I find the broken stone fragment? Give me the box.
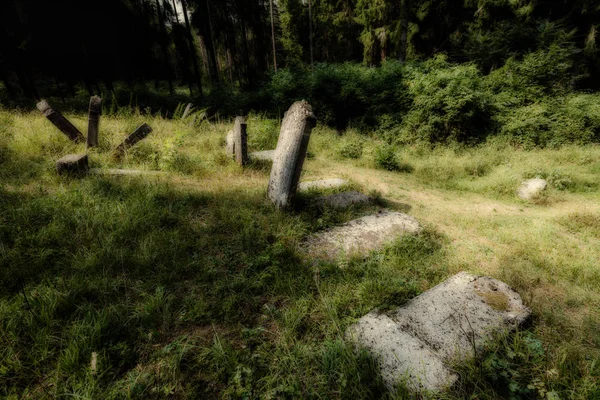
[250,150,275,161]
[298,178,348,191]
[303,210,421,259]
[56,154,88,175]
[517,178,547,200]
[346,272,531,394]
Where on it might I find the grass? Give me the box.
[0,106,599,399]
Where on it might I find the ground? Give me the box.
[0,109,598,399]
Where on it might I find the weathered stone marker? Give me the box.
[517,178,547,200]
[113,123,153,158]
[347,272,531,393]
[268,101,317,209]
[56,154,88,175]
[226,129,235,159]
[36,100,84,143]
[303,210,421,259]
[87,96,101,148]
[182,103,193,119]
[233,116,248,166]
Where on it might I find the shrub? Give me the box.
[374,144,412,172]
[337,137,364,159]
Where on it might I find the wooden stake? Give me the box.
[36,100,84,143]
[87,96,101,148]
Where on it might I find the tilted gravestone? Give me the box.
[113,123,153,158]
[87,96,102,148]
[267,101,317,209]
[347,272,531,393]
[36,100,85,143]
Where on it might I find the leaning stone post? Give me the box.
[267,101,317,209]
[233,116,248,166]
[113,123,153,158]
[36,100,85,143]
[87,96,101,148]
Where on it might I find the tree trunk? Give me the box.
[308,0,314,67]
[267,101,317,210]
[399,0,408,63]
[269,0,277,71]
[155,0,174,94]
[181,0,203,95]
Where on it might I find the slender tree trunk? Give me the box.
[399,0,408,63]
[181,0,203,95]
[269,0,277,71]
[171,0,180,24]
[155,0,174,94]
[203,0,219,82]
[308,0,314,67]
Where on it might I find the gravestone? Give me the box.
[56,154,88,175]
[36,100,84,143]
[347,272,531,393]
[113,123,153,158]
[298,178,348,191]
[233,116,248,166]
[87,96,102,148]
[226,130,235,158]
[268,101,317,209]
[303,210,421,259]
[517,178,547,200]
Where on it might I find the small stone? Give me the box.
[303,210,421,259]
[250,150,275,161]
[56,154,88,175]
[517,178,547,200]
[298,178,348,191]
[315,190,371,208]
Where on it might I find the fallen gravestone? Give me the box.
[56,154,88,175]
[268,101,317,209]
[303,210,421,259]
[315,190,371,208]
[298,178,348,192]
[250,150,275,161]
[347,272,531,393]
[517,178,547,200]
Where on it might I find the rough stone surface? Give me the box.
[303,210,421,259]
[250,150,275,161]
[226,130,235,158]
[517,178,547,200]
[347,312,458,392]
[89,168,163,176]
[347,272,531,393]
[56,154,88,175]
[298,178,348,192]
[315,190,371,208]
[267,101,317,209]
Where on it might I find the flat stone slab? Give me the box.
[250,150,275,161]
[56,154,88,175]
[298,178,348,192]
[89,168,163,176]
[517,178,547,200]
[347,272,531,393]
[315,190,371,208]
[303,210,421,259]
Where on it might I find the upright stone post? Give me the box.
[233,116,248,166]
[36,100,85,143]
[226,129,235,159]
[113,123,153,158]
[267,101,317,210]
[87,96,101,148]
